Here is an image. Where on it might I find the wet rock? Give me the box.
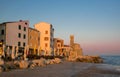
[32,58,46,67]
[0,60,4,65]
[76,56,103,63]
[29,63,36,69]
[18,60,29,69]
[45,59,50,65]
[49,59,55,64]
[46,58,62,65]
[0,66,3,72]
[54,58,62,64]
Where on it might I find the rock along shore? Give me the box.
[0,56,103,72]
[68,55,103,63]
[0,61,120,77]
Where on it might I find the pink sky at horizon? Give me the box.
[63,35,120,56]
[81,41,120,55]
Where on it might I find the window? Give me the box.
[45,30,48,34]
[58,44,60,47]
[1,29,4,35]
[18,33,21,38]
[25,22,27,25]
[24,27,26,31]
[1,40,4,43]
[45,43,48,47]
[57,40,61,42]
[23,42,26,47]
[18,42,21,46]
[23,34,26,39]
[18,25,21,30]
[44,37,49,41]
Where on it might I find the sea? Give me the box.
[101,55,120,66]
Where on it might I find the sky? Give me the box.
[0,0,120,55]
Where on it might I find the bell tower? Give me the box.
[70,35,74,48]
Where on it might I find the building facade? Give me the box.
[74,43,83,56]
[63,45,70,52]
[62,45,70,57]
[53,38,64,56]
[0,20,29,51]
[70,35,83,56]
[34,22,54,55]
[28,27,40,55]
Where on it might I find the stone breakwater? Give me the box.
[0,58,62,72]
[76,56,103,63]
[68,56,103,63]
[0,56,103,72]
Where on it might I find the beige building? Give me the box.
[63,45,71,57]
[28,27,40,55]
[63,45,70,52]
[74,43,83,56]
[70,35,83,56]
[0,20,29,51]
[34,22,54,55]
[53,38,64,56]
[54,38,71,57]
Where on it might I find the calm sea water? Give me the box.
[101,55,120,66]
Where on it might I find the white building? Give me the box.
[0,20,29,51]
[34,22,54,55]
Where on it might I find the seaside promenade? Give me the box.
[0,61,120,77]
